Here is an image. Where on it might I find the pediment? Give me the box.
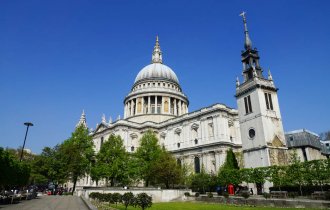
[270,135,285,147]
[94,123,109,133]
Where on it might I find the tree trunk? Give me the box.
[72,176,77,195]
[111,178,114,187]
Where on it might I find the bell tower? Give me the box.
[235,12,288,170]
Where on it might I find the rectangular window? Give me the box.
[244,95,253,114]
[265,93,274,110]
[244,97,248,114]
[265,93,269,109]
[247,95,252,113]
[268,94,273,110]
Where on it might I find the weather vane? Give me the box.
[239,11,246,21]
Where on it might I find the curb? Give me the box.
[80,196,98,210]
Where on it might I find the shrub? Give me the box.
[207,192,213,198]
[184,192,190,197]
[135,193,152,210]
[263,192,271,199]
[89,192,102,200]
[102,193,112,203]
[112,193,122,206]
[122,192,134,210]
[241,192,250,199]
[195,192,200,197]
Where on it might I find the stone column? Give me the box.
[135,98,138,115]
[155,95,158,114]
[161,96,164,114]
[141,97,144,114]
[178,100,182,116]
[131,100,134,116]
[148,96,151,114]
[174,98,177,116]
[169,97,172,114]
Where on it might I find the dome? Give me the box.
[134,63,179,84]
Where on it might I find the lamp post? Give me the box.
[20,122,33,161]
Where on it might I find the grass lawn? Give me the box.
[102,202,319,210]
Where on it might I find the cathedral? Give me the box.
[75,14,327,188]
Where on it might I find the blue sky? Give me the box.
[1,0,329,154]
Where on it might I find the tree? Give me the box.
[135,130,162,186]
[268,165,287,191]
[30,145,67,185]
[0,147,30,189]
[59,125,94,194]
[286,151,305,195]
[319,130,330,140]
[92,134,128,186]
[222,149,239,170]
[151,148,182,189]
[218,168,241,186]
[307,160,328,191]
[189,167,211,194]
[217,148,240,187]
[134,193,152,210]
[122,192,134,210]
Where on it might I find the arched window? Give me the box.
[194,156,200,173]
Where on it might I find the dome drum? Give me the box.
[124,36,189,123]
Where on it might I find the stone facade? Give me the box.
[73,16,327,191]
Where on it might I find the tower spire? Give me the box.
[240,11,252,50]
[101,114,106,124]
[152,35,163,64]
[76,109,87,128]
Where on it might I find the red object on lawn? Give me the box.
[228,184,234,195]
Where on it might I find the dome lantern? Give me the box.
[152,35,162,64]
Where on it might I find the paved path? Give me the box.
[0,195,89,210]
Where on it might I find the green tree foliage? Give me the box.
[0,147,30,189]
[286,151,305,195]
[135,130,162,186]
[30,145,67,185]
[134,193,152,210]
[218,168,241,186]
[217,149,240,186]
[305,160,328,191]
[189,167,211,194]
[122,192,134,210]
[151,148,182,189]
[268,165,287,190]
[92,134,128,186]
[59,125,94,194]
[222,149,239,170]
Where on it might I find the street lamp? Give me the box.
[20,122,34,161]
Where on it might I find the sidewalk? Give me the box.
[0,195,89,210]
